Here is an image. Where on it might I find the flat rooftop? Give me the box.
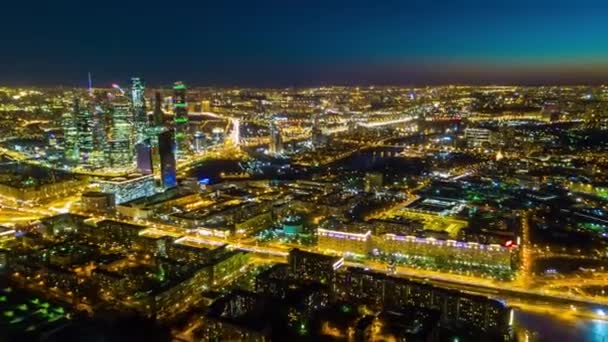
[96,173,152,184]
[121,187,191,208]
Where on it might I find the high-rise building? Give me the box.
[268,121,283,155]
[88,94,113,166]
[91,100,109,159]
[152,91,165,127]
[131,77,148,144]
[158,130,177,189]
[136,141,153,175]
[107,94,133,168]
[173,81,189,156]
[75,98,93,162]
[62,99,79,161]
[144,125,165,178]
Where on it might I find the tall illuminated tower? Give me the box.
[269,120,283,155]
[62,99,79,160]
[173,81,189,156]
[107,92,133,167]
[152,91,165,127]
[136,140,153,175]
[158,129,177,189]
[75,98,93,162]
[145,91,168,181]
[131,77,148,144]
[91,101,108,152]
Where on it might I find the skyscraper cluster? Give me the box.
[61,77,181,189]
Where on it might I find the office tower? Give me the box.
[62,98,79,160]
[91,102,108,150]
[75,98,93,162]
[86,93,110,165]
[107,93,133,167]
[136,141,153,175]
[193,131,204,153]
[268,120,283,155]
[158,130,177,189]
[131,77,148,144]
[173,81,189,156]
[145,125,166,176]
[152,91,165,127]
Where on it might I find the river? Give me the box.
[514,309,608,341]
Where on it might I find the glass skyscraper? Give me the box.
[158,129,177,189]
[90,99,109,165]
[62,98,80,161]
[136,141,153,175]
[75,98,93,161]
[173,81,189,157]
[107,94,133,167]
[131,77,148,145]
[153,91,165,127]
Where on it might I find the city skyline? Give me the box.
[2,1,608,340]
[2,0,608,86]
[1,81,608,341]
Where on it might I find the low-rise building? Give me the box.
[96,173,156,205]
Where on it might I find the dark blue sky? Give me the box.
[2,0,608,87]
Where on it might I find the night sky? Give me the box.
[2,0,608,87]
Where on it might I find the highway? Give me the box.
[130,221,608,319]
